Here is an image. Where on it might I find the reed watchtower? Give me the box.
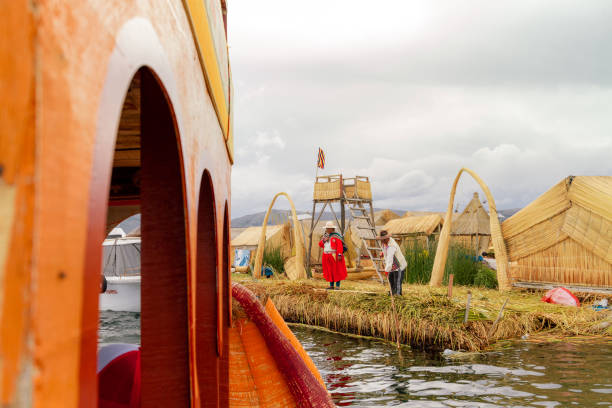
[306,175,386,283]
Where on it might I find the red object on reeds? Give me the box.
[541,287,580,307]
[232,283,335,408]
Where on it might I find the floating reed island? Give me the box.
[233,275,611,352]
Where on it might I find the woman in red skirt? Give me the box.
[319,221,347,289]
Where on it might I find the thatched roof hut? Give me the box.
[403,210,439,218]
[404,210,459,223]
[231,224,294,268]
[384,214,444,236]
[451,192,491,254]
[502,176,612,288]
[384,214,444,249]
[231,227,247,241]
[373,209,400,226]
[231,224,289,251]
[452,192,490,235]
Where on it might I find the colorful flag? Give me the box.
[317,148,325,169]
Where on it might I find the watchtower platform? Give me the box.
[306,175,385,282]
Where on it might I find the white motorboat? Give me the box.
[99,236,141,312]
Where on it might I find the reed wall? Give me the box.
[450,235,491,255]
[509,238,612,287]
[503,176,612,288]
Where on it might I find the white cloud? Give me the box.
[253,130,285,150]
[228,1,612,217]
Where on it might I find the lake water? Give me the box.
[99,311,611,407]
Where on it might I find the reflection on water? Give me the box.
[294,326,612,407]
[99,312,611,407]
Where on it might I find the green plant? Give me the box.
[402,240,436,284]
[443,245,481,286]
[262,246,284,275]
[403,241,498,288]
[473,267,498,289]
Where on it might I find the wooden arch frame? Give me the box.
[429,168,511,291]
[253,192,305,279]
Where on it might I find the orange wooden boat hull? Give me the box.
[1,1,234,406]
[229,284,333,407]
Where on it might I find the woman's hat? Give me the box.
[323,221,337,230]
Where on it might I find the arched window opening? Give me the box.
[195,170,220,404]
[97,68,191,407]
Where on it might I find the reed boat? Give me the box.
[1,1,333,406]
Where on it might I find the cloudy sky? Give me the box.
[228,0,612,217]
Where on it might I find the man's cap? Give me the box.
[376,230,390,240]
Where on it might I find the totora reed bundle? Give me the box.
[235,276,611,352]
[430,167,511,291]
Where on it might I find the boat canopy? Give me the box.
[102,238,141,277]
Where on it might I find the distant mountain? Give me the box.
[231,209,310,228]
[111,207,521,232]
[498,208,521,220]
[231,208,407,228]
[231,207,525,228]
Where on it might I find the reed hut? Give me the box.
[231,227,247,240]
[451,192,491,255]
[403,210,440,218]
[231,224,291,267]
[404,210,459,222]
[300,219,325,264]
[373,209,400,226]
[384,214,444,249]
[502,176,612,289]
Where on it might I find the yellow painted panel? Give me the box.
[182,0,232,155]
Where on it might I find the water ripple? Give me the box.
[98,312,612,407]
[291,326,612,407]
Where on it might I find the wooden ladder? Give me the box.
[343,193,385,284]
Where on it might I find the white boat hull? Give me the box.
[99,276,141,312]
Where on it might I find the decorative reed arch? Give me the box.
[253,192,306,279]
[429,168,511,291]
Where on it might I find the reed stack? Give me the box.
[235,276,611,352]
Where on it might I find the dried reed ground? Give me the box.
[233,274,611,352]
